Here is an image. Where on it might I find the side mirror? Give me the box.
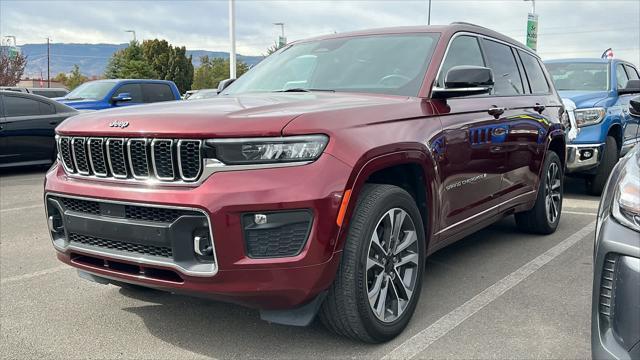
[619,79,640,95]
[111,92,132,103]
[217,78,236,94]
[432,66,494,99]
[630,96,640,117]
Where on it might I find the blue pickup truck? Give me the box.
[55,79,181,111]
[545,58,640,195]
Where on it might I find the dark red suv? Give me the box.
[44,23,566,342]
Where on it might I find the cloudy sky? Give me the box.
[1,0,639,65]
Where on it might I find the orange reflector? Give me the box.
[336,189,352,227]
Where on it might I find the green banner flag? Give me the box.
[526,13,539,51]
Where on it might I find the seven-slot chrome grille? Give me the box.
[57,136,203,183]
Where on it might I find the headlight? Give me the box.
[611,150,640,232]
[206,135,328,165]
[574,107,606,127]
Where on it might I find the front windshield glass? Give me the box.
[224,33,439,97]
[546,62,609,91]
[65,81,117,100]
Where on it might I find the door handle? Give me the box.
[488,106,505,118]
[533,103,545,114]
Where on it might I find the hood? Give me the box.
[557,90,610,108]
[56,92,412,138]
[56,98,108,110]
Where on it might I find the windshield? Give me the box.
[188,89,218,100]
[224,33,439,97]
[546,62,609,91]
[65,81,117,100]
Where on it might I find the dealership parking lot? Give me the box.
[1,167,598,359]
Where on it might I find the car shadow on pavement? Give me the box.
[118,286,379,358]
[115,217,530,358]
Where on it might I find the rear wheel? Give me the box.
[320,184,425,343]
[515,151,563,234]
[586,136,618,196]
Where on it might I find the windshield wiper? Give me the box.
[273,88,335,93]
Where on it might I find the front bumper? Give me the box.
[566,143,605,173]
[43,153,352,309]
[592,216,640,360]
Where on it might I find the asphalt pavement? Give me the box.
[1,167,599,359]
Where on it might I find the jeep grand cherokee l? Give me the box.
[44,23,566,343]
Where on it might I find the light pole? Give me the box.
[274,22,286,47]
[524,0,536,14]
[46,37,50,88]
[125,30,136,42]
[427,0,432,25]
[229,0,237,79]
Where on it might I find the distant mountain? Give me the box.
[18,43,264,78]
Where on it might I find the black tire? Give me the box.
[515,151,563,235]
[319,184,425,343]
[586,136,618,196]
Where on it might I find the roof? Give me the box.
[291,22,530,54]
[544,58,611,64]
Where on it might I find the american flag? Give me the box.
[601,48,614,59]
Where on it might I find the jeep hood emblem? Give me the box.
[109,120,129,129]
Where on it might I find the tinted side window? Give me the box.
[4,96,42,117]
[483,39,524,96]
[437,35,485,87]
[39,101,56,115]
[616,64,629,89]
[142,84,175,103]
[114,84,143,103]
[518,50,550,94]
[624,65,639,81]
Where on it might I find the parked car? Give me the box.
[545,58,640,195]
[0,87,69,98]
[182,90,198,99]
[44,23,566,343]
[186,89,218,100]
[0,91,78,168]
[55,79,181,110]
[592,98,640,358]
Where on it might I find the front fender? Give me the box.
[332,149,439,253]
[572,114,622,145]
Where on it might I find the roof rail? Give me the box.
[449,22,492,31]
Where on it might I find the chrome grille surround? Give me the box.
[57,136,204,184]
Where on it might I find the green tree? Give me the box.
[0,47,27,86]
[105,39,194,93]
[65,64,89,89]
[104,41,156,79]
[192,56,248,90]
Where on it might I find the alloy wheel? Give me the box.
[366,208,419,323]
[544,162,562,224]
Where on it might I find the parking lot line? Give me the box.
[0,265,70,285]
[381,221,596,360]
[0,204,42,213]
[564,210,597,216]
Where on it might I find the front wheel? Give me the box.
[515,151,563,234]
[319,184,425,343]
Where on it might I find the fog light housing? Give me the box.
[580,149,594,160]
[242,210,313,258]
[193,229,214,262]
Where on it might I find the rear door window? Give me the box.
[518,50,550,94]
[482,39,524,96]
[437,35,485,87]
[141,84,175,103]
[3,96,42,117]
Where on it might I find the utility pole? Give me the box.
[229,0,237,79]
[46,37,50,88]
[427,0,432,25]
